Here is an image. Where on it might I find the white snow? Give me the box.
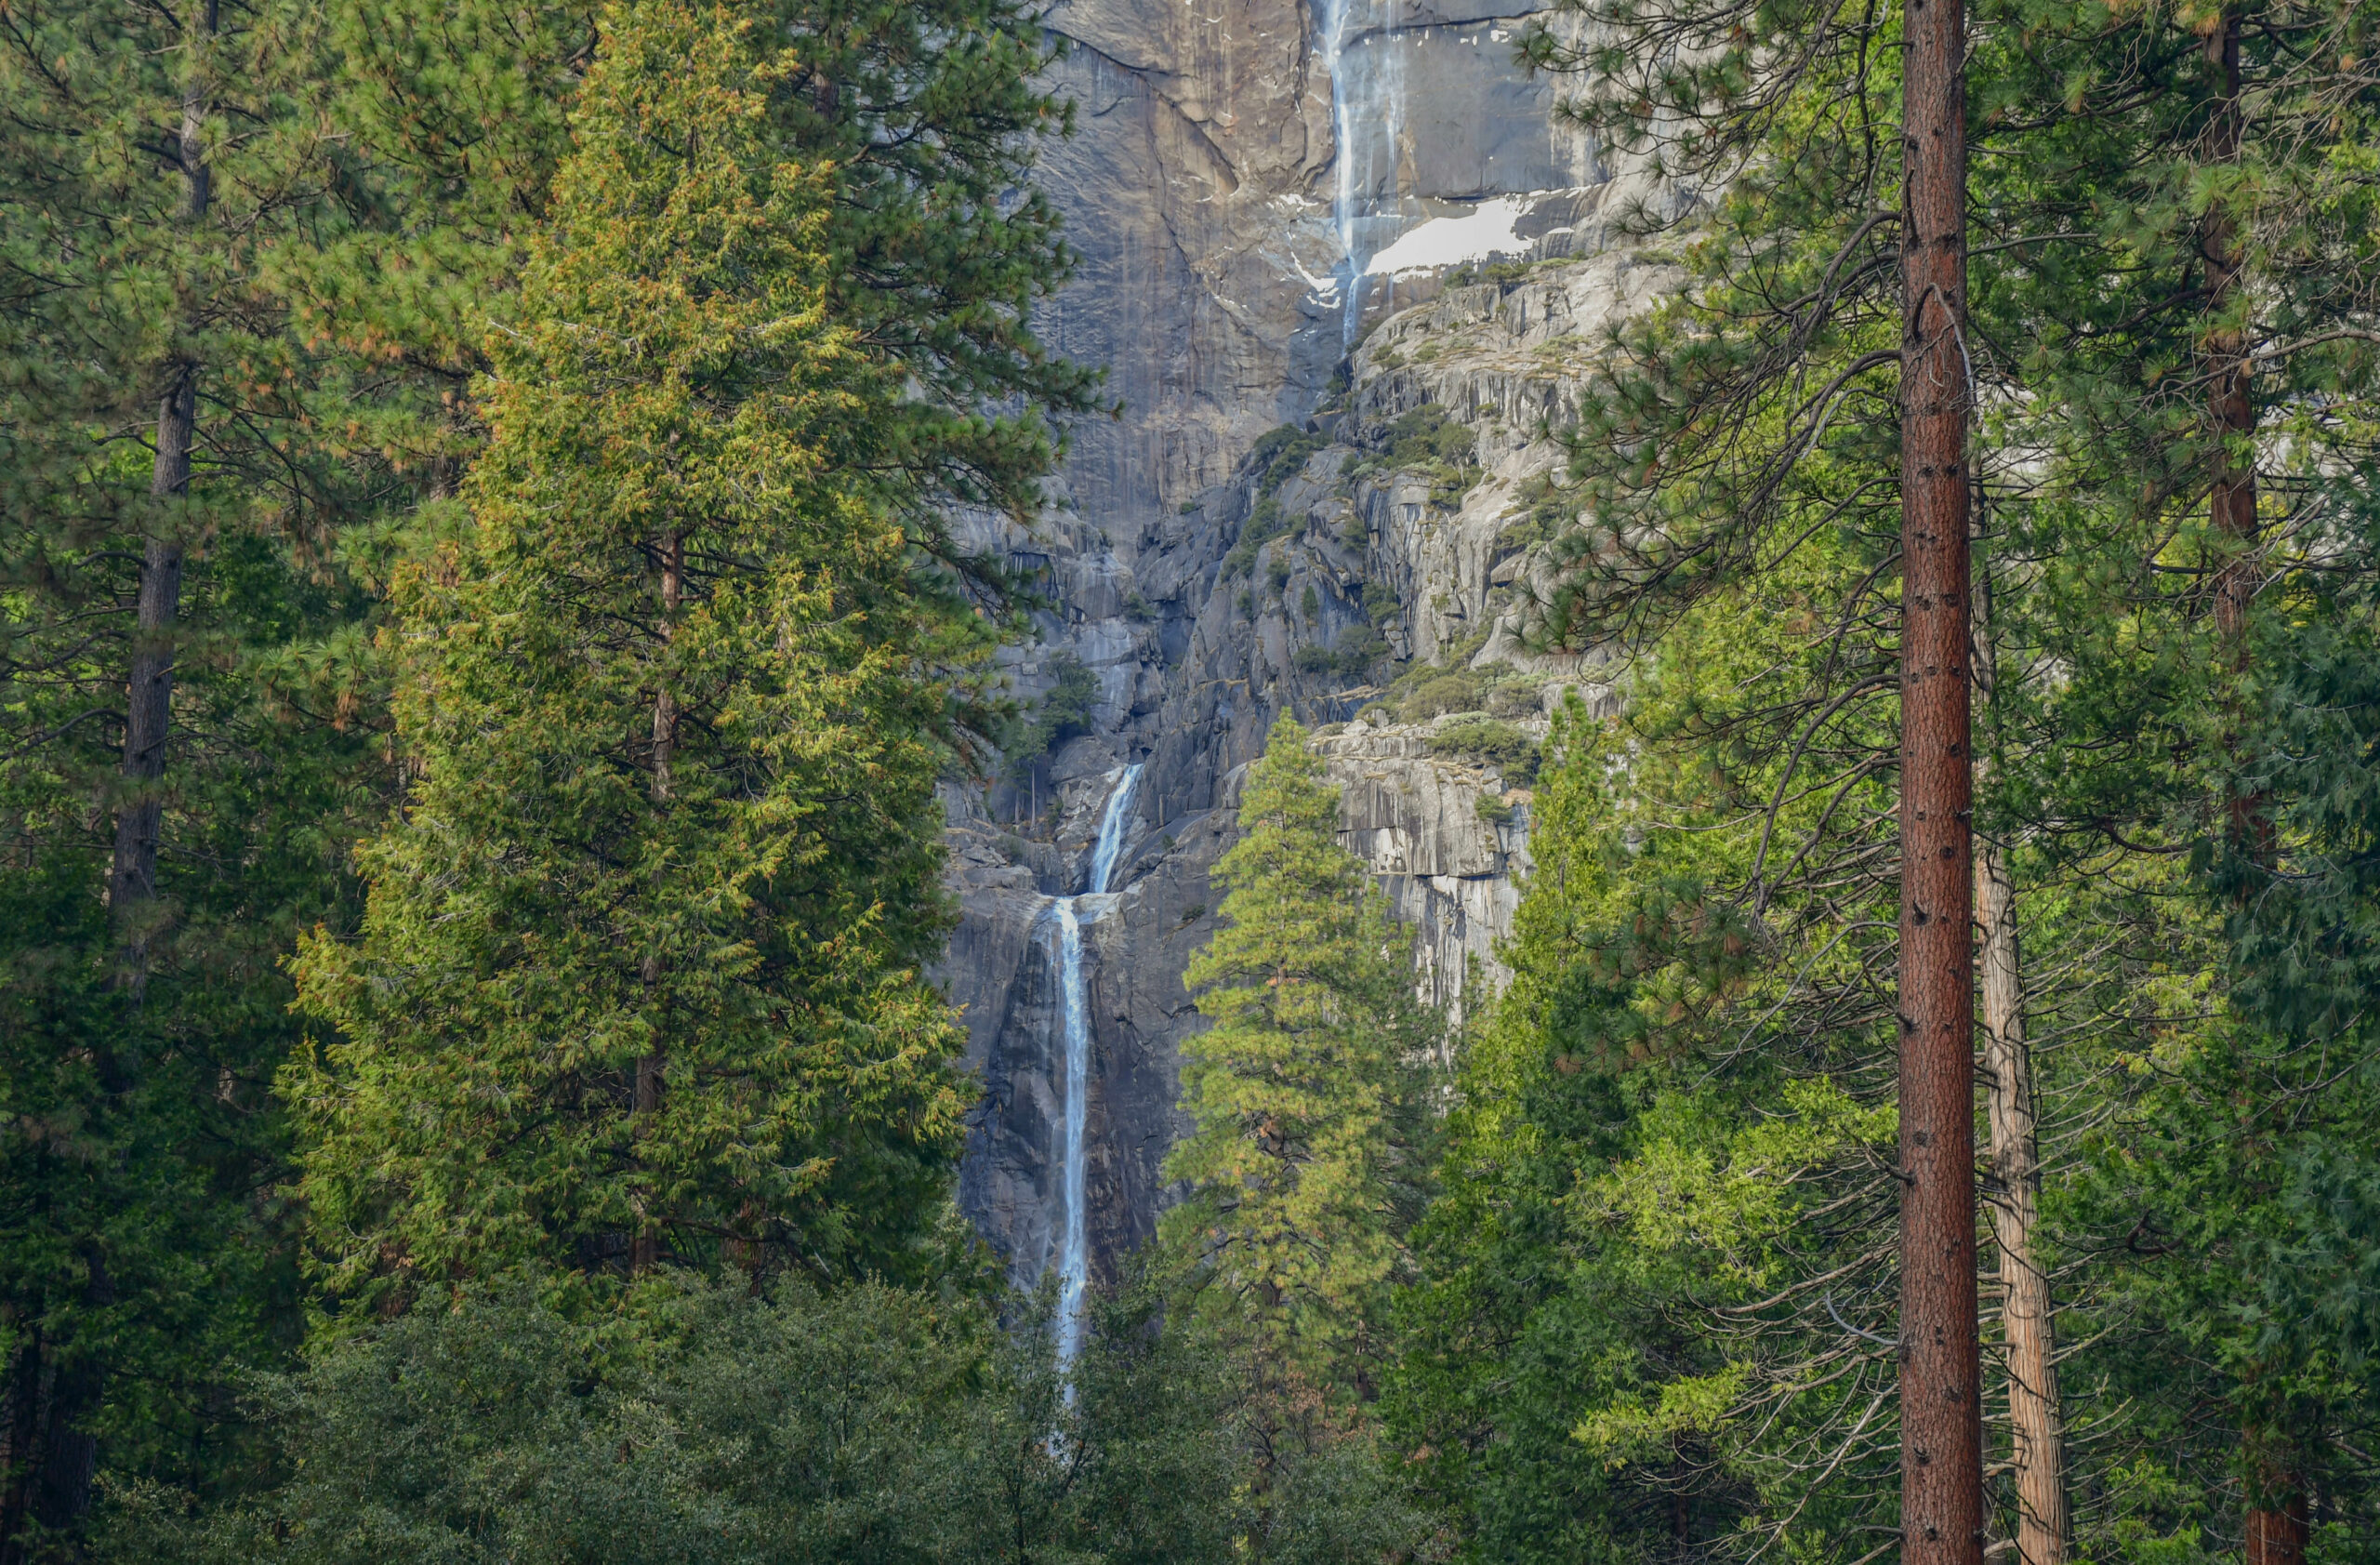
[1362,196,1529,275]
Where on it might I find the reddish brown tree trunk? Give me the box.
[2202,11,2256,662]
[1898,0,1982,1558]
[2199,14,2300,1556]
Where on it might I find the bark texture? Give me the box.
[109,0,213,973]
[1898,0,1982,1557]
[1977,846,2067,1565]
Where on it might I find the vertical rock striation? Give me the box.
[939,0,1681,1290]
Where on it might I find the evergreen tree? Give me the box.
[313,0,1101,553]
[1162,716,1440,1513]
[1399,0,2380,1553]
[286,0,972,1306]
[0,0,388,1542]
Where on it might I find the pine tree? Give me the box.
[312,0,1100,554]
[0,0,386,1542]
[286,0,972,1306]
[1162,716,1439,1502]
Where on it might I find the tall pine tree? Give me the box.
[287,0,972,1307]
[1163,716,1439,1516]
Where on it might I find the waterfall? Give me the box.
[1048,763,1144,1370]
[1319,0,1408,344]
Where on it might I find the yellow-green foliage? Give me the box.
[288,3,970,1306]
[1163,716,1439,1405]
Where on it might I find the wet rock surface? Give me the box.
[935,0,1677,1292]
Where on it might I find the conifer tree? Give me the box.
[0,0,386,1541]
[1163,716,1439,1497]
[287,0,971,1306]
[313,0,1100,555]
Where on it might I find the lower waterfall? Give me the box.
[1048,763,1144,1370]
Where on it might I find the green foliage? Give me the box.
[1293,626,1390,681]
[1343,405,1482,508]
[1496,471,1580,554]
[1250,423,1330,499]
[1425,719,1540,785]
[1223,497,1291,577]
[287,5,971,1308]
[324,0,1098,536]
[1006,652,1101,776]
[108,1273,1421,1565]
[1164,717,1443,1419]
[0,0,390,1519]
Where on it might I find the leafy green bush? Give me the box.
[1497,470,1581,553]
[1400,671,1490,722]
[101,1276,1415,1565]
[1427,717,1540,784]
[1248,423,1329,499]
[1333,627,1390,675]
[1339,405,1480,508]
[1295,629,1388,681]
[1223,496,1290,577]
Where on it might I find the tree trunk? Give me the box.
[1969,554,2069,1565]
[1898,0,1982,1559]
[2198,16,2302,1557]
[23,13,220,1555]
[2202,10,2256,664]
[1977,846,2068,1565]
[109,1,215,985]
[2244,1478,2308,1565]
[0,1333,43,1565]
[630,529,682,1277]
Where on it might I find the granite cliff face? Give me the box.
[937,0,1679,1290]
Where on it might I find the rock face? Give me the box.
[935,0,1674,1292]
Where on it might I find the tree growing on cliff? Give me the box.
[285,1,972,1307]
[1162,715,1442,1503]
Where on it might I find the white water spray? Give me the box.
[1319,0,1408,344]
[1049,763,1144,1370]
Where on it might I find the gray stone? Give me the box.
[935,0,1679,1293]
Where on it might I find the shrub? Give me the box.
[1401,672,1488,722]
[1248,423,1329,498]
[1427,717,1540,784]
[1223,497,1289,577]
[1332,627,1390,675]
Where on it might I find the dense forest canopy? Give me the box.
[0,0,2377,1559]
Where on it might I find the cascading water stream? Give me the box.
[1318,0,1407,343]
[1048,763,1144,1371]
